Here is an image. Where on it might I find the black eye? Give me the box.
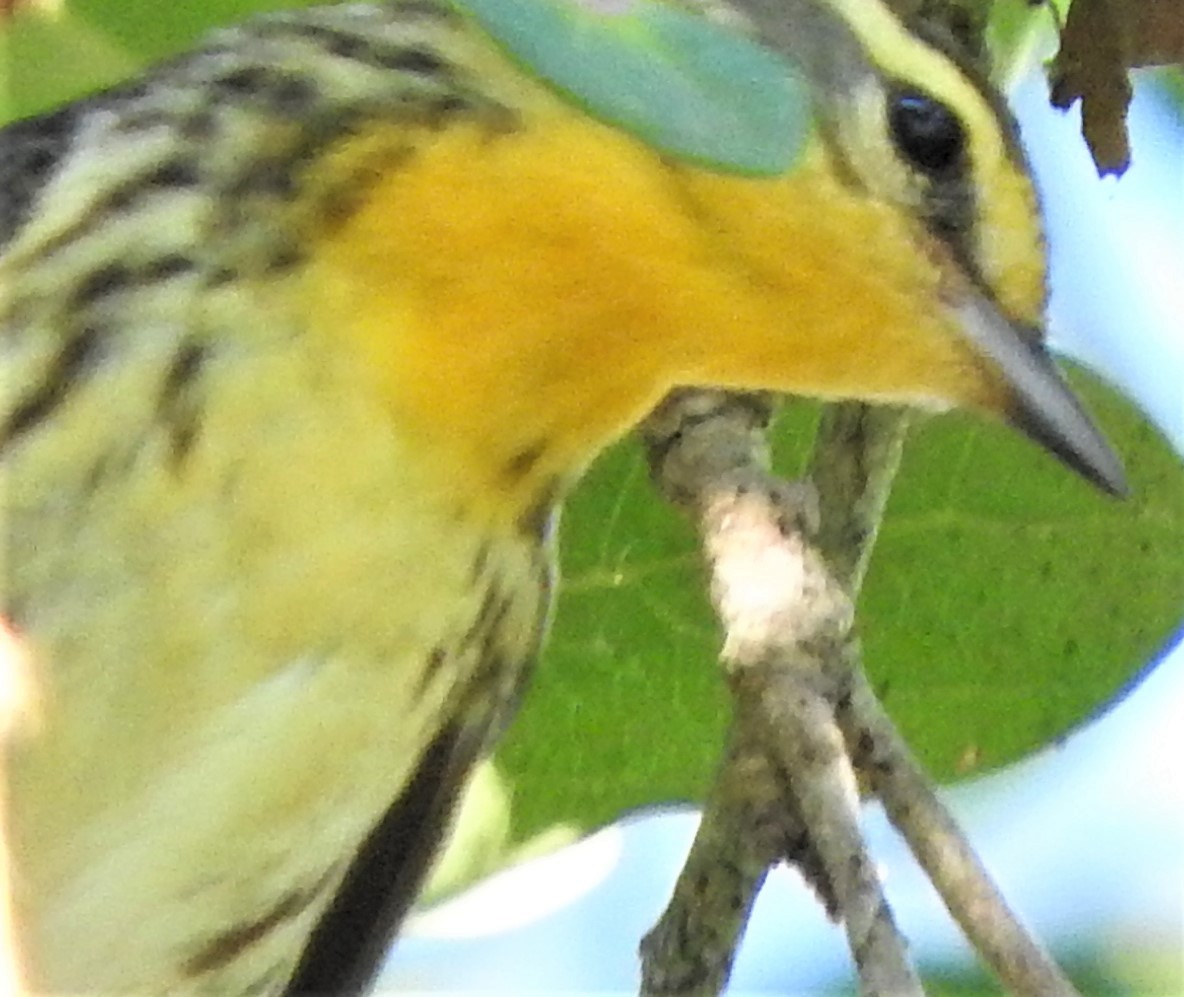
[888,89,965,174]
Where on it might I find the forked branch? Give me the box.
[637,390,1079,997]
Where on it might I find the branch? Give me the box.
[636,390,1082,997]
[839,667,1080,997]
[805,402,910,594]
[809,405,1078,994]
[638,392,919,995]
[637,718,807,995]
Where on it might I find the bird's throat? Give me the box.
[298,113,989,525]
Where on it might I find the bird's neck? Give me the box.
[297,114,984,527]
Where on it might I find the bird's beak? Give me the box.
[953,291,1128,497]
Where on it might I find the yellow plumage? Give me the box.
[0,0,1122,992]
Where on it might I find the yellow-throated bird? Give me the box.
[0,0,1125,992]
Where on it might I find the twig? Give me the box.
[805,403,910,595]
[638,720,808,995]
[638,391,802,995]
[637,391,1082,997]
[839,666,1081,997]
[808,406,1081,995]
[638,392,920,995]
[737,665,920,997]
[704,475,920,997]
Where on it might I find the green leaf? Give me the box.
[0,8,138,122]
[66,0,312,62]
[1,0,316,123]
[500,369,1184,838]
[451,0,811,175]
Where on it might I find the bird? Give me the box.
[0,0,1125,993]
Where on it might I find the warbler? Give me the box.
[0,0,1124,992]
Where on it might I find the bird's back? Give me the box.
[2,1,554,990]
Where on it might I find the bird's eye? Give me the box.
[888,88,965,175]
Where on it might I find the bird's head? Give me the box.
[303,0,1126,508]
[709,0,1126,494]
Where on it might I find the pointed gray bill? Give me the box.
[955,293,1129,497]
